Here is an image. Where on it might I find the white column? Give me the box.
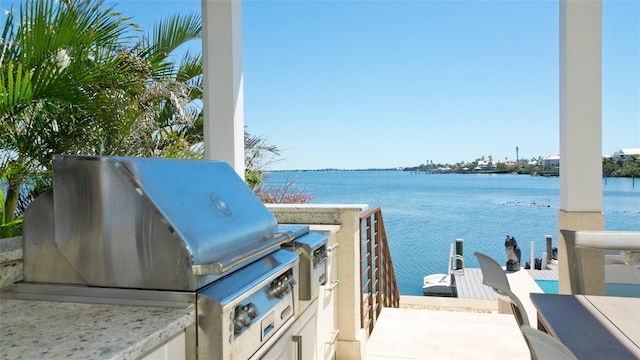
[558,0,604,295]
[201,0,245,178]
[559,0,602,212]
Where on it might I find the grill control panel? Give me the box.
[282,231,329,301]
[197,249,299,360]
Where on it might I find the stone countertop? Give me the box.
[1,237,24,290]
[0,299,195,360]
[0,237,22,263]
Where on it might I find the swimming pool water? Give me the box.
[535,279,640,298]
[535,279,559,294]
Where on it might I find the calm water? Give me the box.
[535,279,640,297]
[263,171,640,296]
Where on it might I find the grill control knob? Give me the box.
[285,274,296,286]
[233,307,251,332]
[269,274,294,298]
[243,303,259,319]
[313,248,328,268]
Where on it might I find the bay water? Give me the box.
[263,171,640,296]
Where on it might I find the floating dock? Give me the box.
[453,269,497,300]
[453,263,559,300]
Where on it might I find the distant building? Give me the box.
[475,160,494,169]
[543,155,560,169]
[612,148,640,162]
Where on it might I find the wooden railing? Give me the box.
[359,206,400,337]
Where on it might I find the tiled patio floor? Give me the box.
[364,307,529,359]
[363,268,543,359]
[364,262,640,359]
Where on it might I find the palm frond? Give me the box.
[1,0,140,118]
[152,12,201,57]
[142,12,202,79]
[176,51,202,83]
[0,7,15,65]
[0,62,34,114]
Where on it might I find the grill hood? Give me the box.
[23,155,288,291]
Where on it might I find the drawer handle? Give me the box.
[325,280,339,292]
[327,243,339,253]
[293,335,302,360]
[325,330,340,345]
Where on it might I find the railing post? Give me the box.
[366,216,374,333]
[546,234,553,263]
[455,238,464,270]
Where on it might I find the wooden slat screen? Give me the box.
[359,206,400,337]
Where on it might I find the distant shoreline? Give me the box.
[266,168,639,178]
[268,168,401,173]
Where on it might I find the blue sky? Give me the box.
[38,1,640,169]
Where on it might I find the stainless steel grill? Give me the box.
[4,155,328,360]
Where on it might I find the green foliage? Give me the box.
[0,0,309,234]
[243,130,311,204]
[0,185,23,238]
[1,0,146,223]
[603,157,621,177]
[603,156,640,178]
[0,0,204,228]
[407,157,638,178]
[245,169,263,190]
[244,130,280,189]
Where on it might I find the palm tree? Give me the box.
[0,0,208,223]
[0,0,145,224]
[1,0,303,227]
[117,12,204,158]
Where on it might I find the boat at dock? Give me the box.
[423,243,463,297]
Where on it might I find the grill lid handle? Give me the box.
[192,232,294,276]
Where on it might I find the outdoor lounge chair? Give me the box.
[520,325,578,360]
[474,251,530,327]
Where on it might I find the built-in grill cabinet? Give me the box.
[6,155,321,360]
[282,232,328,301]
